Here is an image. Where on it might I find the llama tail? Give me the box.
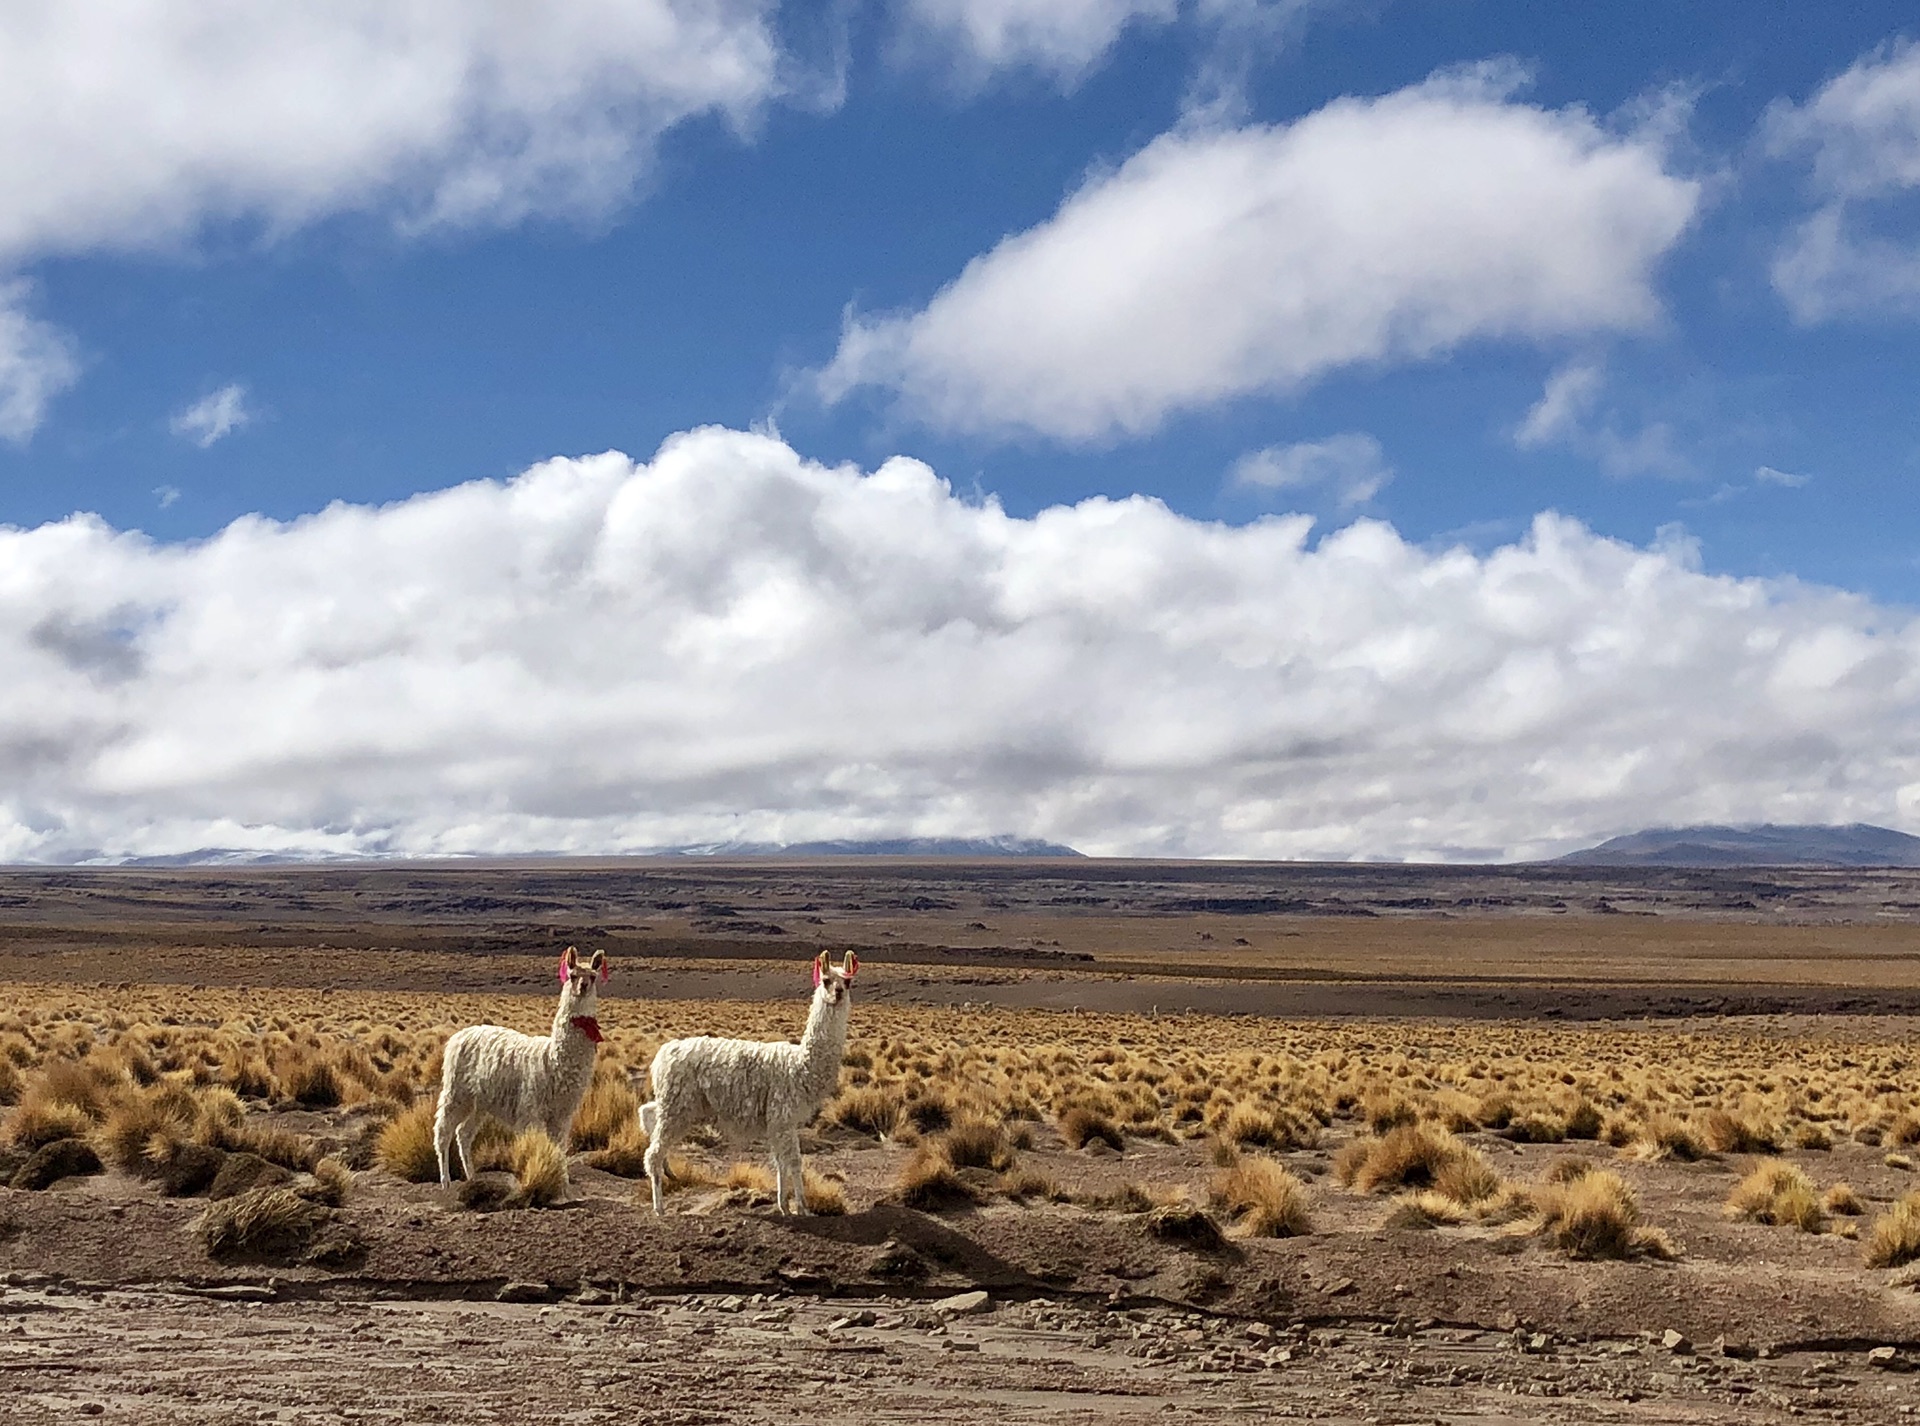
[638,1101,659,1139]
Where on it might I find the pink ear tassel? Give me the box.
[811,959,822,988]
[599,963,609,984]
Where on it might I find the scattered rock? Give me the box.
[1662,1330,1693,1355]
[207,1152,293,1201]
[828,1309,877,1331]
[869,1240,926,1279]
[496,1281,553,1303]
[455,1173,520,1213]
[1145,1203,1227,1252]
[10,1139,104,1191]
[1867,1345,1909,1371]
[930,1289,990,1316]
[1715,1336,1757,1360]
[1320,1277,1355,1298]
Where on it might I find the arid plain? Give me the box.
[3,859,1920,1424]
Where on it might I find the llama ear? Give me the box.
[842,951,859,980]
[812,950,827,988]
[590,949,608,982]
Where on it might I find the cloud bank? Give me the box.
[0,281,80,444]
[819,66,1700,440]
[1768,39,1920,321]
[896,0,1177,85]
[5,426,1920,864]
[0,1,782,263]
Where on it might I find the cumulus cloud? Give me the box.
[1229,433,1390,507]
[1767,38,1920,320]
[895,0,1176,84]
[170,384,252,449]
[1513,359,1690,479]
[4,425,1920,864]
[0,280,80,442]
[0,1,782,263]
[817,66,1700,441]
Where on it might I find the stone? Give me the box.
[931,1289,990,1315]
[496,1281,553,1303]
[1320,1277,1355,1297]
[1662,1330,1693,1355]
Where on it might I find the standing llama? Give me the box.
[433,945,608,1190]
[640,949,857,1215]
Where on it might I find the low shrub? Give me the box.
[1725,1163,1824,1233]
[1864,1190,1920,1269]
[893,1143,982,1211]
[374,1103,441,1183]
[1058,1105,1124,1152]
[508,1130,568,1208]
[1212,1156,1310,1237]
[1530,1170,1675,1261]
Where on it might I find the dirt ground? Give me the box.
[4,861,1920,1422]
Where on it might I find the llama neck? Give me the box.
[796,994,849,1101]
[548,1000,599,1075]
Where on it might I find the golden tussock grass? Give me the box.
[830,1084,904,1138]
[5,1098,96,1150]
[1864,1190,1920,1269]
[0,1057,23,1106]
[1211,1155,1310,1237]
[1821,1182,1864,1216]
[569,1067,640,1151]
[1634,1114,1708,1163]
[1529,1168,1676,1261]
[1699,1109,1780,1156]
[584,1120,650,1178]
[893,1141,983,1211]
[508,1130,568,1208]
[1335,1123,1477,1196]
[940,1114,1014,1171]
[197,1187,324,1260]
[1058,1105,1124,1151]
[375,1103,442,1183]
[1725,1163,1825,1233]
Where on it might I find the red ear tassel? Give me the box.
[557,954,569,985]
[811,958,822,988]
[599,963,609,984]
[844,952,859,980]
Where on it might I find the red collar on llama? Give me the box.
[569,1015,603,1043]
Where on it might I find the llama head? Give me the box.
[812,950,858,1007]
[558,945,607,1015]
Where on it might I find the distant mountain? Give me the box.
[1556,823,1920,868]
[663,835,1083,858]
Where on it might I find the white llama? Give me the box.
[640,949,858,1215]
[433,945,608,1189]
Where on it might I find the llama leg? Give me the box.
[453,1117,480,1182]
[780,1137,806,1215]
[771,1150,787,1215]
[643,1122,671,1215]
[433,1095,461,1187]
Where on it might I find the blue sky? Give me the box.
[3,2,1920,861]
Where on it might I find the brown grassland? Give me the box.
[4,861,1920,1422]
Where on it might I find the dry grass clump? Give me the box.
[1221,1102,1318,1151]
[507,1130,568,1208]
[941,1114,1014,1171]
[1822,1182,1864,1216]
[893,1141,983,1211]
[1888,1114,1920,1149]
[1212,1154,1310,1237]
[584,1120,651,1178]
[1864,1190,1920,1269]
[4,1097,95,1150]
[831,1083,905,1138]
[197,1187,325,1260]
[998,1167,1068,1203]
[568,1069,639,1151]
[1529,1167,1676,1261]
[1634,1114,1708,1162]
[1058,1105,1124,1152]
[1699,1109,1780,1156]
[1792,1121,1833,1151]
[0,1057,20,1106]
[1725,1163,1825,1233]
[1335,1123,1479,1196]
[375,1102,441,1183]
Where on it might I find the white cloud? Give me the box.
[1230,433,1390,507]
[0,1,783,263]
[4,425,1920,864]
[1513,359,1690,479]
[818,66,1700,441]
[0,280,80,442]
[1767,39,1920,321]
[170,384,253,449]
[894,0,1176,85]
[1755,465,1809,489]
[154,486,182,510]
